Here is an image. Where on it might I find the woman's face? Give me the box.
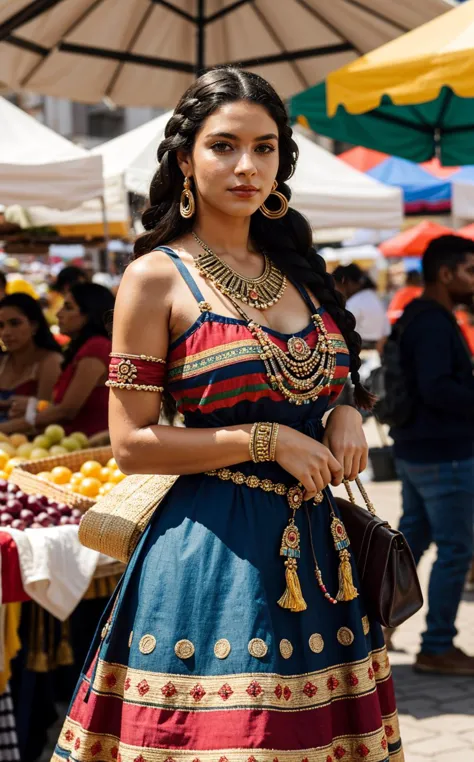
[0,307,37,352]
[57,294,87,337]
[180,100,280,220]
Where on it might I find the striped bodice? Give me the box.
[160,247,350,425]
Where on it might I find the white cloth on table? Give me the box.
[346,288,391,342]
[5,526,113,621]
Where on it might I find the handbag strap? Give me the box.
[343,477,376,516]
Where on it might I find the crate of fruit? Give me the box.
[9,446,123,513]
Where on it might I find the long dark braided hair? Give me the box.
[134,66,373,410]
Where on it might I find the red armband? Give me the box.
[106,353,166,392]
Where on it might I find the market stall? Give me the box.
[0,98,103,211]
[0,431,126,761]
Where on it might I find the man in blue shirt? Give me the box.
[391,235,474,675]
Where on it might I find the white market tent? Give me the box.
[28,112,403,233]
[0,97,103,210]
[289,128,402,230]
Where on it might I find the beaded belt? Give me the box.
[205,468,359,610]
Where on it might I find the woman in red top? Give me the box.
[0,294,63,425]
[6,284,115,437]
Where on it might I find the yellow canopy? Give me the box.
[327,1,474,116]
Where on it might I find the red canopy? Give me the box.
[379,220,455,257]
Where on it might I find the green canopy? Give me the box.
[289,82,474,166]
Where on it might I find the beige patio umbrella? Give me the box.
[0,0,450,108]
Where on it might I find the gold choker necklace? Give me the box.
[192,232,287,310]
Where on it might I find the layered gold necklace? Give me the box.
[192,232,286,310]
[192,233,336,405]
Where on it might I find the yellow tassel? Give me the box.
[336,549,359,602]
[56,619,74,666]
[56,639,74,666]
[278,558,307,612]
[26,604,49,672]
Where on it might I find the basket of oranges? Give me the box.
[9,446,126,512]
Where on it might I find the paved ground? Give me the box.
[332,419,474,761]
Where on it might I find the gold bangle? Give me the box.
[110,352,166,364]
[249,422,258,463]
[254,422,272,462]
[105,381,164,392]
[269,423,279,462]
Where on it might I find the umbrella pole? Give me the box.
[196,0,205,75]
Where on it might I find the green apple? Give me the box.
[0,442,16,456]
[16,443,34,458]
[49,445,69,456]
[33,434,50,450]
[70,432,89,449]
[61,436,80,452]
[30,447,50,460]
[44,424,66,445]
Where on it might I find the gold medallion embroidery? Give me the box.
[116,358,138,384]
[337,627,355,646]
[248,638,268,658]
[309,633,324,653]
[128,631,133,648]
[279,639,293,659]
[138,634,156,655]
[214,639,231,659]
[174,639,195,659]
[362,616,370,636]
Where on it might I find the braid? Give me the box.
[133,66,374,412]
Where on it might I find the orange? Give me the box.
[37,471,52,481]
[99,467,111,483]
[109,469,126,484]
[0,470,8,480]
[50,466,73,485]
[0,452,10,470]
[99,482,114,497]
[78,477,101,498]
[106,457,117,470]
[5,457,25,475]
[80,460,102,479]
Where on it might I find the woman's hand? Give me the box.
[275,426,343,500]
[8,396,29,418]
[323,405,368,481]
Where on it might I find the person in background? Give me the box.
[333,263,390,355]
[4,283,114,437]
[50,265,88,297]
[387,270,423,324]
[391,234,474,675]
[0,294,62,424]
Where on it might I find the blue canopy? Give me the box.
[367,157,451,213]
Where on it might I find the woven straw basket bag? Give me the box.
[78,473,179,563]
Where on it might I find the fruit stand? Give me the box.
[0,430,126,761]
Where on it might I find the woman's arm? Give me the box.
[0,356,107,434]
[36,352,63,402]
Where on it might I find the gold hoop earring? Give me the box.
[260,181,288,219]
[180,177,195,219]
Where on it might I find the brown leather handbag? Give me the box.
[335,478,423,628]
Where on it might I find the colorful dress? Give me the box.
[53,248,403,762]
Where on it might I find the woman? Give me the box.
[0,293,62,423]
[54,69,403,761]
[5,283,114,437]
